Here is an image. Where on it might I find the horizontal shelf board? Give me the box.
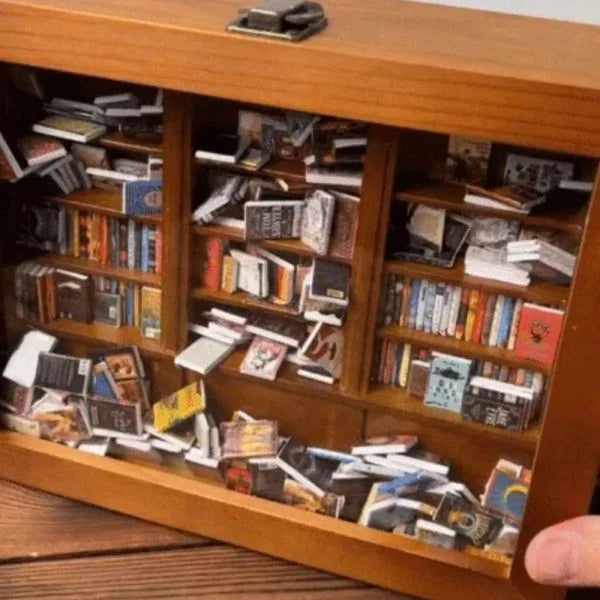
[367,385,539,451]
[39,254,162,287]
[0,433,512,586]
[42,189,162,224]
[378,325,552,375]
[396,182,586,234]
[28,318,171,358]
[98,133,162,156]
[217,348,344,400]
[191,287,303,319]
[195,157,306,182]
[193,224,352,264]
[384,260,569,307]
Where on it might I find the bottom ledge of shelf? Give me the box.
[367,385,540,450]
[0,432,513,590]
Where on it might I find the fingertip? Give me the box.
[525,529,580,585]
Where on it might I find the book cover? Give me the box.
[240,337,288,381]
[94,292,122,327]
[89,396,143,435]
[431,283,446,334]
[32,115,107,143]
[329,192,359,260]
[514,303,564,366]
[174,336,235,375]
[229,248,268,298]
[309,260,350,306]
[464,289,479,342]
[153,381,206,432]
[482,460,531,525]
[278,438,339,491]
[407,360,430,399]
[34,352,92,395]
[446,285,462,337]
[299,322,344,379]
[220,419,278,459]
[17,134,66,167]
[496,297,515,348]
[461,391,527,432]
[504,154,574,194]
[102,346,145,381]
[445,136,491,184]
[54,267,94,323]
[140,286,161,340]
[424,353,472,413]
[123,180,163,216]
[202,237,224,292]
[33,397,92,444]
[244,201,304,241]
[300,190,335,255]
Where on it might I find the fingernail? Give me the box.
[530,537,579,584]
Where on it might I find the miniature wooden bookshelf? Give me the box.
[1,2,600,600]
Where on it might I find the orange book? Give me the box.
[471,291,488,345]
[201,237,224,292]
[464,289,480,342]
[454,289,471,341]
[399,279,412,327]
[72,209,80,257]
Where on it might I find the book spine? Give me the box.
[407,279,421,330]
[155,227,163,275]
[390,343,401,387]
[72,209,80,258]
[507,297,524,351]
[488,295,506,347]
[377,340,388,384]
[471,291,487,345]
[446,285,462,337]
[119,221,128,267]
[497,297,515,348]
[392,278,404,325]
[203,237,224,292]
[399,343,412,387]
[399,279,412,327]
[415,280,428,331]
[127,219,136,270]
[429,283,444,335]
[383,341,395,386]
[464,289,480,343]
[148,225,157,273]
[454,288,471,341]
[481,293,497,346]
[135,222,142,270]
[381,275,395,326]
[438,284,453,336]
[79,211,87,259]
[141,225,149,272]
[422,282,437,334]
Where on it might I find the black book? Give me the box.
[88,396,143,435]
[309,260,350,306]
[278,438,339,491]
[34,352,92,395]
[249,461,286,501]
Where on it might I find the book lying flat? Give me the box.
[174,336,235,375]
[33,115,106,143]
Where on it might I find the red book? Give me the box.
[514,303,564,366]
[202,237,224,292]
[471,291,488,345]
[155,228,163,275]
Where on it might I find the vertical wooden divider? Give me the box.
[161,91,193,354]
[341,126,399,396]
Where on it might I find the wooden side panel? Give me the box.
[510,172,600,599]
[0,433,523,600]
[342,126,398,395]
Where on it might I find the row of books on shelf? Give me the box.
[194,176,359,260]
[195,109,367,189]
[0,332,529,558]
[18,203,163,274]
[379,274,564,365]
[176,307,343,385]
[372,340,545,433]
[202,237,350,317]
[13,261,162,338]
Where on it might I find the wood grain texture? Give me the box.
[0,544,407,600]
[2,1,600,154]
[0,433,523,600]
[0,480,204,562]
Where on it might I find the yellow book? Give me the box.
[140,286,161,339]
[153,381,206,432]
[464,289,480,343]
[220,255,238,293]
[134,284,141,328]
[72,209,80,257]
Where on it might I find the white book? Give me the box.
[415,281,429,331]
[415,519,456,539]
[469,376,534,400]
[307,447,355,463]
[85,167,139,182]
[78,437,111,457]
[174,337,235,375]
[207,322,249,342]
[229,248,269,298]
[438,284,453,336]
[347,460,410,479]
[399,343,411,388]
[364,455,418,473]
[333,137,367,149]
[275,457,325,498]
[297,366,335,385]
[188,323,238,345]
[150,438,182,453]
[3,330,57,388]
[50,97,103,115]
[559,179,593,192]
[94,92,138,107]
[464,193,530,214]
[465,264,530,286]
[185,448,219,469]
[144,424,196,451]
[194,413,210,457]
[105,107,142,118]
[93,429,149,441]
[140,105,164,115]
[507,297,523,351]
[431,286,445,334]
[488,295,506,347]
[210,307,247,326]
[115,438,153,452]
[446,285,462,337]
[385,454,450,476]
[305,166,363,188]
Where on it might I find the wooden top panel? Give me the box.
[2,0,600,155]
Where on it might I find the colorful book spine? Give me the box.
[407,279,421,329]
[497,297,514,348]
[464,289,480,343]
[507,298,523,351]
[399,280,412,327]
[431,283,446,335]
[471,291,487,345]
[455,289,471,341]
[488,295,506,348]
[423,283,437,334]
[438,284,453,336]
[481,293,497,346]
[446,285,462,337]
[415,280,429,331]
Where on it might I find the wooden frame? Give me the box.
[1,2,600,599]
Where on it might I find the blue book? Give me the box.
[497,297,514,348]
[92,370,117,399]
[407,279,421,329]
[141,225,149,272]
[127,284,134,326]
[422,283,437,334]
[123,180,163,216]
[424,353,473,413]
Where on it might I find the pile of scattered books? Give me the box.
[195,109,366,189]
[13,261,161,337]
[0,338,529,558]
[372,341,548,432]
[176,308,343,385]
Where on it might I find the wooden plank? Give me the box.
[0,480,204,562]
[0,545,407,599]
[99,132,162,156]
[0,433,524,600]
[2,1,600,155]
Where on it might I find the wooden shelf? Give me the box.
[378,325,552,375]
[367,385,539,451]
[193,224,352,265]
[195,156,306,182]
[38,254,162,287]
[396,182,587,234]
[27,318,171,358]
[42,189,162,225]
[98,132,163,156]
[217,348,345,401]
[384,259,570,308]
[191,287,303,319]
